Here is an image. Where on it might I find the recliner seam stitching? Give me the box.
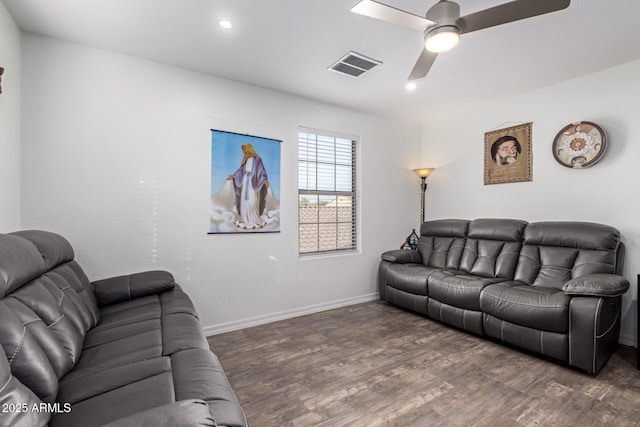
[83,326,161,350]
[0,375,12,394]
[596,312,618,338]
[62,365,173,405]
[8,326,27,366]
[593,299,602,372]
[48,314,65,328]
[519,253,542,265]
[481,292,567,309]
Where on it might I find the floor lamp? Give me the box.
[412,168,435,224]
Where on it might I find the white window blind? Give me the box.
[298,128,358,256]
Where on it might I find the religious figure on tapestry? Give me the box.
[210,130,281,233]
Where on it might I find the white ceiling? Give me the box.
[4,0,640,123]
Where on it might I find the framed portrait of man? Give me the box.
[484,122,532,185]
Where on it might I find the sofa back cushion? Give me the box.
[12,230,74,271]
[10,276,85,364]
[514,222,621,288]
[417,219,468,269]
[0,333,51,426]
[0,300,60,403]
[0,234,46,298]
[459,218,527,279]
[11,231,100,327]
[0,231,102,403]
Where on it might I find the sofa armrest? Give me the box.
[102,399,215,427]
[93,270,176,307]
[562,274,630,297]
[381,249,422,264]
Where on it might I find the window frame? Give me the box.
[297,127,359,257]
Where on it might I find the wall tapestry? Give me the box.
[209,129,281,234]
[484,122,532,185]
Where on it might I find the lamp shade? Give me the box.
[413,168,435,178]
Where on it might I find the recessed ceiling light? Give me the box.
[406,82,417,91]
[218,20,233,29]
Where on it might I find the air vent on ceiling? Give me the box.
[329,51,382,78]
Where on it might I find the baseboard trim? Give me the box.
[619,332,635,347]
[204,293,379,336]
[204,294,636,347]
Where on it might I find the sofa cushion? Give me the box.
[172,349,247,427]
[0,300,59,403]
[73,327,163,374]
[95,295,162,331]
[523,221,620,251]
[160,286,201,318]
[427,299,484,335]
[480,282,570,333]
[466,218,527,242]
[50,369,176,427]
[65,260,101,325]
[3,298,74,380]
[72,289,207,377]
[515,222,620,288]
[383,264,440,296]
[5,232,100,336]
[459,218,526,279]
[102,399,216,427]
[0,350,50,427]
[428,270,505,311]
[58,356,172,404]
[10,277,85,364]
[0,234,46,298]
[483,314,568,361]
[11,230,75,271]
[45,269,97,334]
[50,261,101,327]
[163,313,209,355]
[417,219,468,269]
[385,286,428,315]
[420,219,469,238]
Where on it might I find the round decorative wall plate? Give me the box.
[552,121,606,168]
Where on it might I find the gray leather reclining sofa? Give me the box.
[0,230,247,427]
[379,218,630,374]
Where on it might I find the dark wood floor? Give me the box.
[208,301,640,426]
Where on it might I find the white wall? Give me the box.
[21,34,421,332]
[421,59,640,345]
[0,2,21,231]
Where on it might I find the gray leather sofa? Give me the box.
[379,219,630,373]
[0,230,247,427]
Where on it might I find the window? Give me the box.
[298,128,358,256]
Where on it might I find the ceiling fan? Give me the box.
[351,0,570,82]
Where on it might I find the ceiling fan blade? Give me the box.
[351,0,435,32]
[408,49,438,82]
[458,0,570,34]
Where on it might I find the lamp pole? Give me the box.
[412,168,435,225]
[419,176,427,224]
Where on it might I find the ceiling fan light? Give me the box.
[425,25,460,53]
[218,20,233,29]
